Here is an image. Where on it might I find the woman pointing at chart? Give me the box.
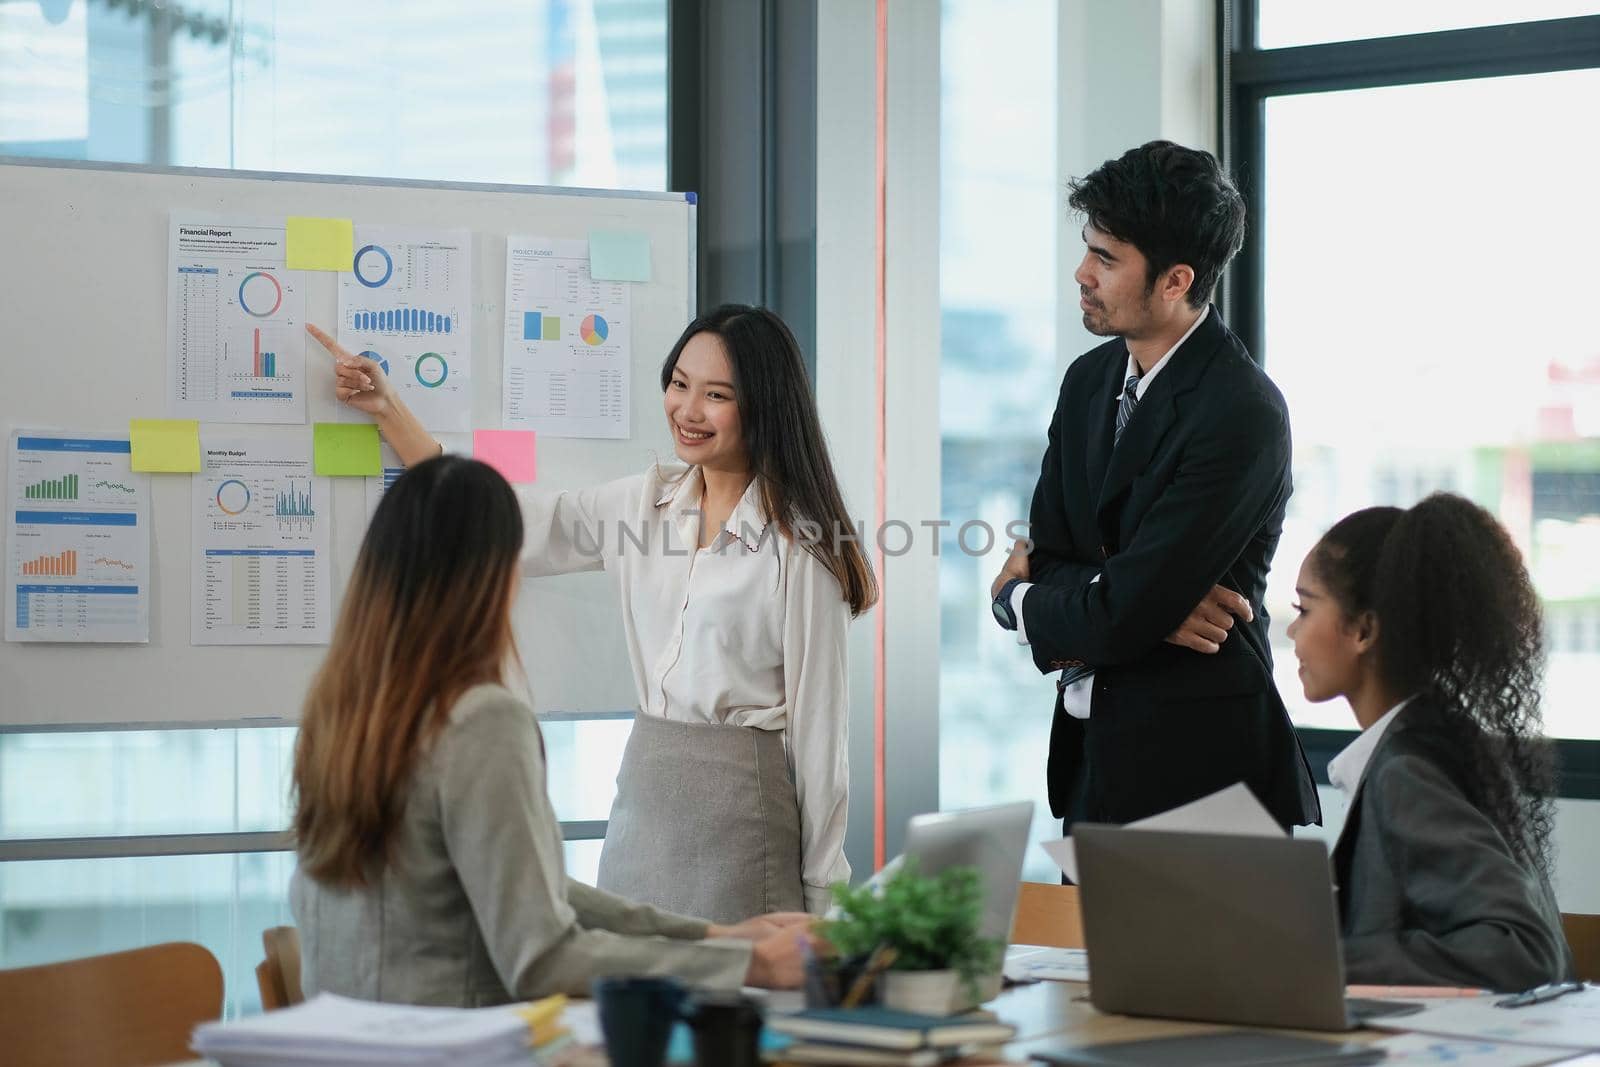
[307,306,874,924]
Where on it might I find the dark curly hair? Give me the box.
[1067,140,1246,309]
[1310,494,1555,872]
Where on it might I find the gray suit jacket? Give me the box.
[1334,711,1572,991]
[291,684,752,1006]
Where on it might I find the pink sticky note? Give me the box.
[474,430,537,484]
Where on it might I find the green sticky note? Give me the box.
[286,216,355,271]
[313,423,382,476]
[129,419,201,472]
[589,230,651,282]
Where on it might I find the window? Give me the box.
[938,0,1062,881]
[1256,0,1600,49]
[1226,5,1600,770]
[0,0,668,988]
[0,723,619,995]
[0,0,667,190]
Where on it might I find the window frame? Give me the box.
[1218,1,1600,799]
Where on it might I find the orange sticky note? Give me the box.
[473,430,537,484]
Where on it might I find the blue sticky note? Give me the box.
[589,230,652,282]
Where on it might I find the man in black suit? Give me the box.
[989,141,1319,834]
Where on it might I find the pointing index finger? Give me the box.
[305,323,357,364]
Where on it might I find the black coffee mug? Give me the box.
[683,989,765,1067]
[592,975,687,1067]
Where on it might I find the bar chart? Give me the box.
[351,308,454,334]
[253,328,277,378]
[21,549,76,576]
[23,474,78,500]
[523,312,563,341]
[7,431,150,642]
[274,479,316,530]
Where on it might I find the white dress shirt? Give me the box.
[515,463,851,912]
[1327,697,1415,797]
[1014,306,1211,718]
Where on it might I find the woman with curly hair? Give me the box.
[1287,493,1572,991]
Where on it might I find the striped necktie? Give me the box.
[1114,373,1142,446]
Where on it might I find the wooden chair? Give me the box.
[0,941,223,1067]
[1010,881,1085,948]
[1562,913,1600,982]
[256,925,304,1011]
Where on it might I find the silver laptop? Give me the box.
[896,801,1035,1002]
[1073,824,1422,1032]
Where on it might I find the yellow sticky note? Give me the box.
[286,216,355,271]
[129,419,201,472]
[313,423,382,476]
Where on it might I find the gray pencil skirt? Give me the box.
[595,712,804,925]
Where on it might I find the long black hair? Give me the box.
[660,304,877,616]
[1310,493,1554,871]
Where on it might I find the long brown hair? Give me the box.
[293,456,525,886]
[660,304,878,615]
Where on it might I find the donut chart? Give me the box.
[359,350,391,375]
[216,478,251,515]
[238,272,283,317]
[414,352,448,388]
[581,314,609,345]
[353,244,394,288]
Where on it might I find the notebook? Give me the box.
[766,1007,1017,1050]
[1029,1031,1387,1066]
[782,1042,971,1065]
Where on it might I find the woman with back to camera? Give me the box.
[1286,492,1573,991]
[290,455,809,1005]
[307,304,874,924]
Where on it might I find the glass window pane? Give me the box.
[564,838,604,886]
[0,728,295,839]
[939,0,1063,882]
[1257,0,1600,49]
[0,0,667,190]
[542,717,630,823]
[1261,69,1600,739]
[0,851,296,1017]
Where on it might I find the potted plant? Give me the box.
[822,861,1003,1015]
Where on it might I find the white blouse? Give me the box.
[515,463,852,912]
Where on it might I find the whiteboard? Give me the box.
[0,159,692,728]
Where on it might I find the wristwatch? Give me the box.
[992,577,1025,631]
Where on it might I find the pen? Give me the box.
[1495,980,1586,1008]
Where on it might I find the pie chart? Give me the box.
[415,352,448,388]
[216,479,251,515]
[238,271,283,317]
[581,314,609,345]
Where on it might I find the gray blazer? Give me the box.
[291,684,752,1006]
[1333,711,1572,991]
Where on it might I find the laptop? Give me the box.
[1072,824,1422,1032]
[857,801,1034,1003]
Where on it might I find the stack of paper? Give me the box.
[191,993,551,1066]
[1040,782,1284,883]
[1367,985,1600,1052]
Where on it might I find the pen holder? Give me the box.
[803,951,879,1010]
